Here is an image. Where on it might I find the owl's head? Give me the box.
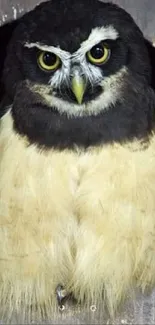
[3,0,152,115]
[2,0,155,149]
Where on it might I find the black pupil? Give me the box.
[43,52,57,66]
[90,45,104,59]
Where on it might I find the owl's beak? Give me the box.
[71,75,86,105]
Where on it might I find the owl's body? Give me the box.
[1,111,155,319]
[1,0,155,321]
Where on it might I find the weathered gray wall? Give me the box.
[0,0,39,24]
[0,0,155,40]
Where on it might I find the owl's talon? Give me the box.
[56,284,68,307]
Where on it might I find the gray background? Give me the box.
[0,0,155,323]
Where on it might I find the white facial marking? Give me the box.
[24,25,118,61]
[73,26,118,61]
[33,67,127,117]
[24,42,70,61]
[25,42,71,88]
[72,26,119,86]
[24,26,120,115]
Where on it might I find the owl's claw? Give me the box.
[56,284,68,308]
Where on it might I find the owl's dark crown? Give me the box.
[12,0,147,57]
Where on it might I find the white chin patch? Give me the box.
[38,67,127,118]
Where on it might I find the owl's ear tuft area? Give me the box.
[145,39,155,90]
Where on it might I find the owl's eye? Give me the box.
[87,43,110,65]
[37,51,61,71]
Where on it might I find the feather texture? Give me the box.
[1,112,155,320]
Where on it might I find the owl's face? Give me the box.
[4,0,151,115]
[2,0,155,149]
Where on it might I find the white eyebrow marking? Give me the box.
[24,26,118,88]
[24,25,118,61]
[24,42,71,62]
[73,26,119,60]
[24,42,71,88]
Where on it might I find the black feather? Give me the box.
[145,39,155,90]
[0,18,21,117]
[12,80,155,149]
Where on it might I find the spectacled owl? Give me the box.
[0,0,155,322]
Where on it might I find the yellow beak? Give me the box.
[71,75,86,105]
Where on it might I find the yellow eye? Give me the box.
[37,51,61,71]
[87,43,110,65]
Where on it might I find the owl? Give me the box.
[1,0,155,322]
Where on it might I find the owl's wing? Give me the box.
[145,39,155,90]
[0,18,20,119]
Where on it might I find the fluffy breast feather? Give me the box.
[1,112,155,320]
